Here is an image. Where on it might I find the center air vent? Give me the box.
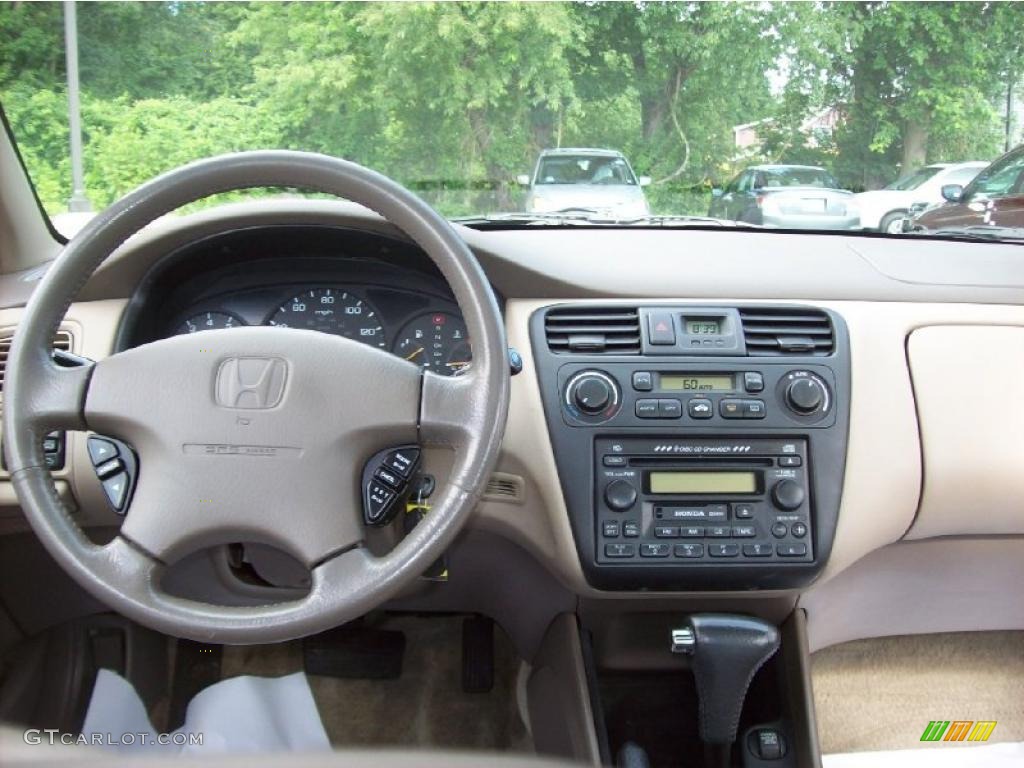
[739,308,833,356]
[0,329,73,396]
[545,306,641,354]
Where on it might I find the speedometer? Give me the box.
[268,288,386,348]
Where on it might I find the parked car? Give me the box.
[709,164,859,229]
[911,144,1024,232]
[854,161,987,233]
[517,148,651,217]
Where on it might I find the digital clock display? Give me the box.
[659,374,734,392]
[686,319,721,335]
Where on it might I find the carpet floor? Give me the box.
[812,631,1024,754]
[220,614,531,753]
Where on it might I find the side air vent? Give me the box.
[545,306,641,354]
[0,329,73,396]
[739,308,834,356]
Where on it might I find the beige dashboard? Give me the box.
[2,202,1024,649]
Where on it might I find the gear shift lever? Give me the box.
[672,614,780,767]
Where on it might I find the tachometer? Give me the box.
[393,312,471,376]
[175,311,245,335]
[269,288,386,348]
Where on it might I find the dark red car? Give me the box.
[912,144,1024,231]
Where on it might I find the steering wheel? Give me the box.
[2,152,509,643]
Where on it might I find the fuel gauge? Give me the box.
[393,312,471,376]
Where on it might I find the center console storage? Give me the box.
[530,303,850,590]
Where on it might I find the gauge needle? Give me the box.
[446,361,469,369]
[405,347,424,361]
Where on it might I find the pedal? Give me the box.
[461,615,494,693]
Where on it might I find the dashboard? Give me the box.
[117,225,477,376]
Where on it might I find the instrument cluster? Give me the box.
[172,286,471,376]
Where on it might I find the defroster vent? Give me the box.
[545,306,641,354]
[739,307,834,356]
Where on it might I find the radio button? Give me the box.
[778,455,802,467]
[654,526,679,538]
[742,399,766,419]
[709,543,740,558]
[658,399,682,418]
[733,503,755,519]
[602,521,621,538]
[777,543,808,557]
[743,543,773,557]
[705,504,728,521]
[687,398,714,419]
[640,543,671,558]
[603,455,628,467]
[605,479,638,512]
[632,371,654,391]
[771,523,788,538]
[622,521,641,538]
[707,525,731,538]
[605,543,635,558]
[635,399,660,418]
[680,526,705,537]
[720,399,744,419]
[743,372,765,392]
[791,522,808,538]
[674,543,704,558]
[732,525,757,538]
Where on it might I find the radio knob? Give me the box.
[604,479,637,512]
[784,376,826,415]
[771,479,805,511]
[569,372,617,415]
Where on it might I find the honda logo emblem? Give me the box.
[215,357,288,409]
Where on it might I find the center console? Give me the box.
[530,304,850,590]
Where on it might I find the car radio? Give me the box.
[530,303,851,591]
[595,437,812,565]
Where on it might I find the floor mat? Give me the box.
[812,631,1024,754]
[220,615,530,752]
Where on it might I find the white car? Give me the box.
[854,161,987,233]
[518,148,651,218]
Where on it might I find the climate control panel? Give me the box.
[557,365,836,429]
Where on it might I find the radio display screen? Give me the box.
[659,374,733,392]
[648,471,758,494]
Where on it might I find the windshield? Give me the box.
[536,156,637,186]
[3,1,1024,239]
[885,167,942,191]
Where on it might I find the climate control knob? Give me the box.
[604,479,638,512]
[771,479,805,511]
[784,375,827,415]
[565,370,620,418]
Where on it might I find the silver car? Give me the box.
[518,148,651,217]
[709,164,860,229]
